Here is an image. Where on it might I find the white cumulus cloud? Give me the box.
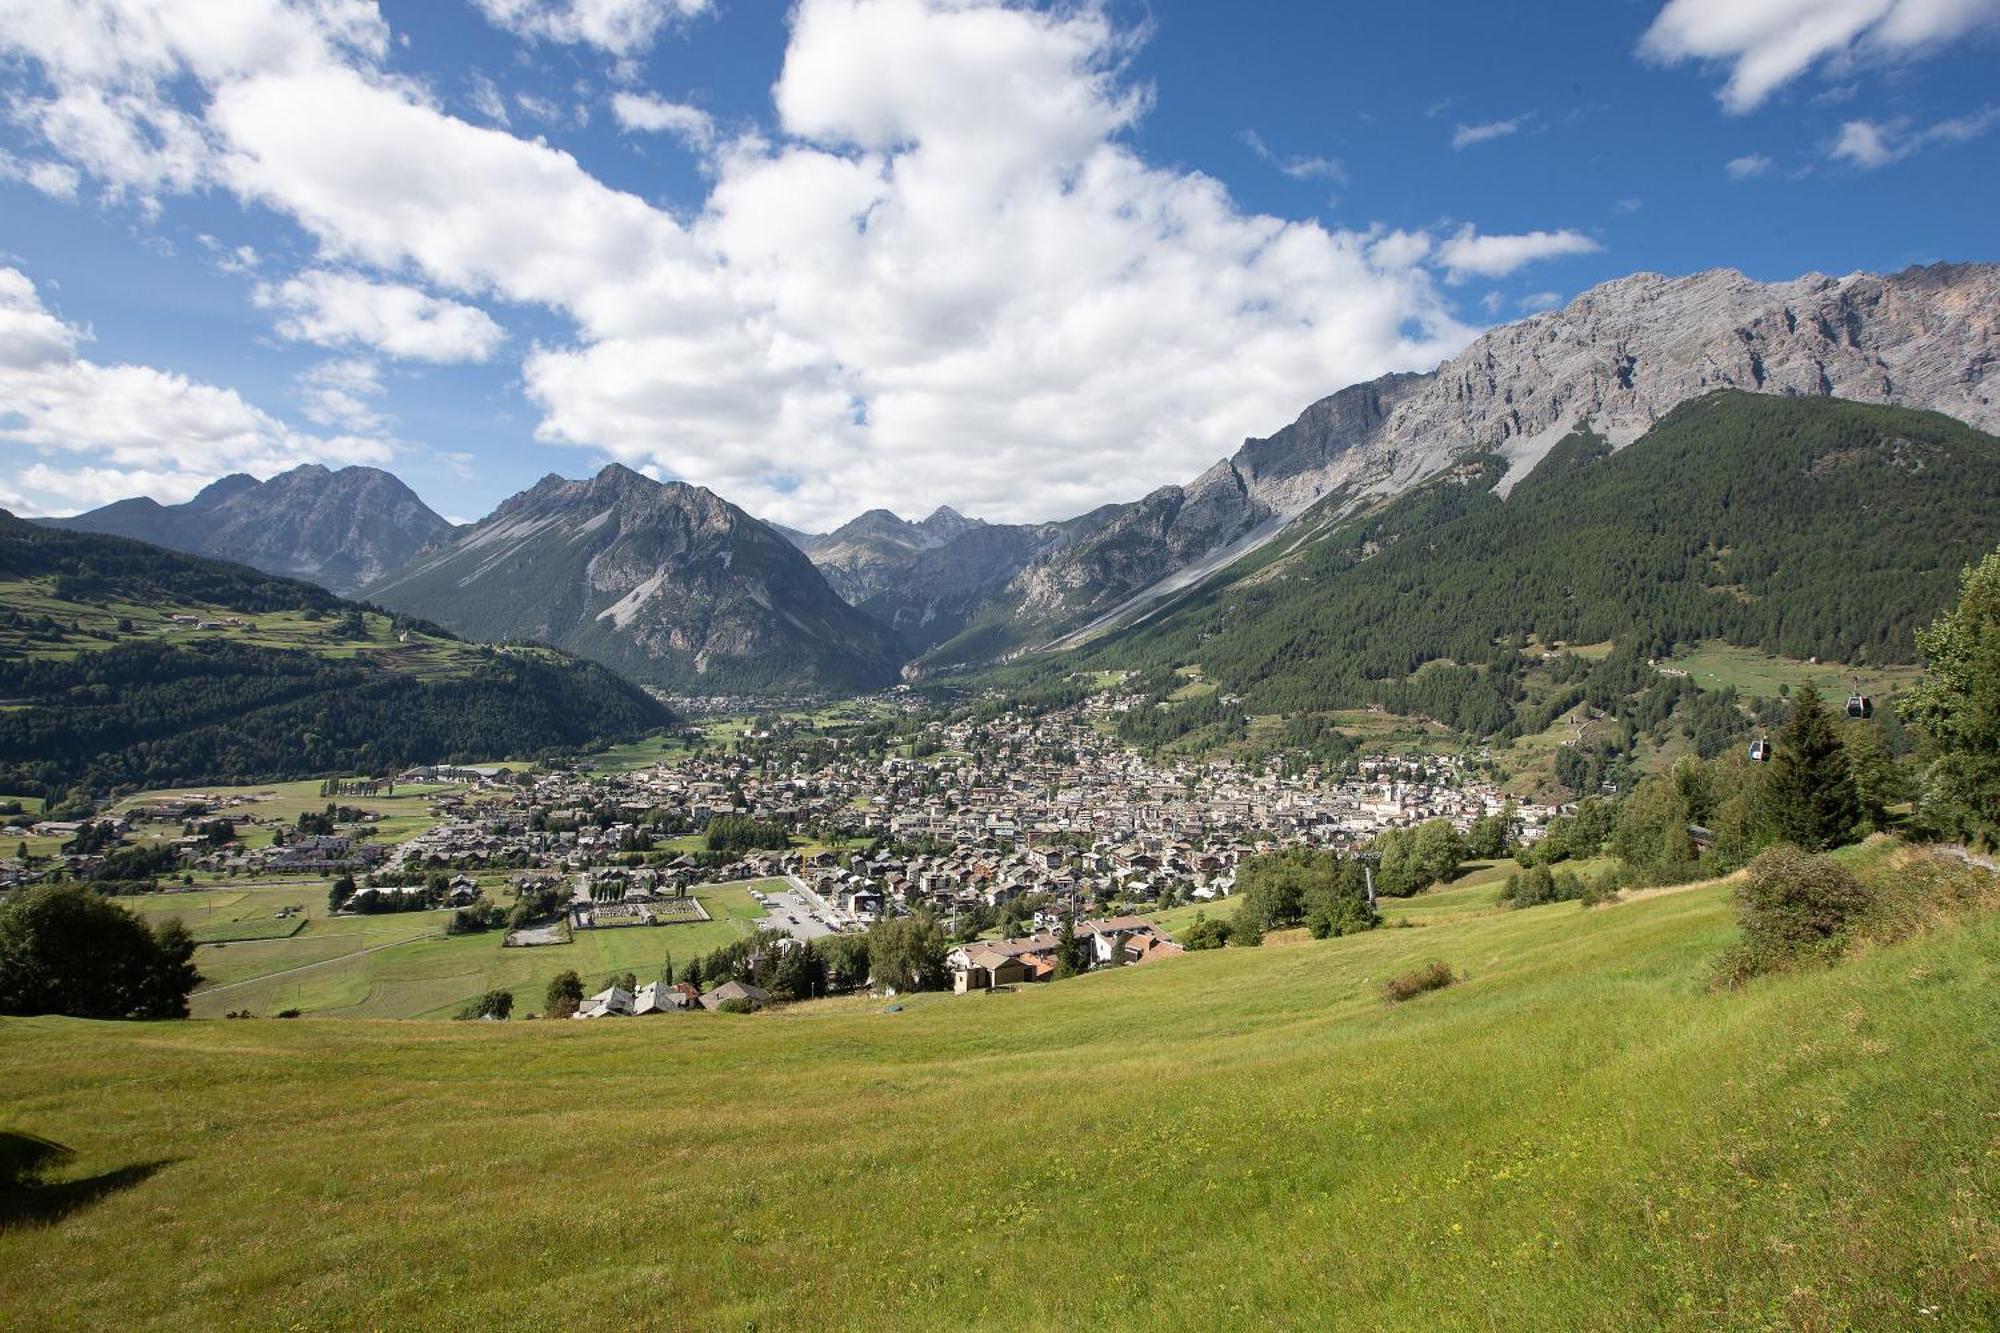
[1725,152,1775,179]
[611,92,715,149]
[255,270,506,363]
[1829,106,2000,167]
[0,0,1612,529]
[1434,226,1601,283]
[0,264,389,516]
[470,0,710,55]
[1641,0,2000,113]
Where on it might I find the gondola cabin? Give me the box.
[1846,693,1873,720]
[1748,738,1771,763]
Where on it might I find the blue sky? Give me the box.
[0,0,1994,529]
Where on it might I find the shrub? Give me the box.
[1382,961,1456,1003]
[1502,864,1623,909]
[1715,845,1870,985]
[1179,916,1232,951]
[457,990,513,1021]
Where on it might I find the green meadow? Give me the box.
[2,862,1995,1330]
[111,776,456,852]
[1661,641,1923,702]
[149,878,776,1018]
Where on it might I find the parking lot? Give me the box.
[750,884,840,941]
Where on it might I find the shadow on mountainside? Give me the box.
[0,1131,174,1231]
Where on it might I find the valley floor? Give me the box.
[1,877,1996,1330]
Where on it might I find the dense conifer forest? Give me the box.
[1083,393,2000,737]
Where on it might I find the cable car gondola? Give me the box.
[1748,738,1771,763]
[1846,692,1873,720]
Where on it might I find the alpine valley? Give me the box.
[30,262,1994,707]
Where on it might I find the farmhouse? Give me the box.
[698,980,771,1011]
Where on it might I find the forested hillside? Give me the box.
[0,514,673,794]
[1086,393,2000,734]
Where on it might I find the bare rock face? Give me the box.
[42,464,451,596]
[366,464,902,693]
[791,505,991,604]
[927,261,1998,663]
[1343,263,1999,500]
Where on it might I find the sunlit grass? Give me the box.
[1,871,1993,1329]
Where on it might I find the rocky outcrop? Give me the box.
[42,464,451,595]
[926,261,1999,663]
[789,505,989,604]
[1338,263,1999,502]
[366,465,902,693]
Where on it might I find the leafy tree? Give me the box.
[1465,803,1517,859]
[1231,854,1312,934]
[1232,849,1378,939]
[327,874,357,913]
[544,969,584,1019]
[810,933,872,991]
[1305,857,1379,938]
[1761,683,1861,852]
[867,916,948,992]
[1610,775,1694,875]
[0,885,201,1018]
[1371,820,1465,896]
[765,944,826,1002]
[1900,548,2000,848]
[703,816,792,853]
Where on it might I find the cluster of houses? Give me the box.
[5,697,1561,942]
[571,978,769,1018]
[945,915,1182,993]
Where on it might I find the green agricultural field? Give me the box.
[174,882,772,1019]
[2,868,1995,1330]
[581,716,749,772]
[185,915,307,945]
[1663,641,1923,701]
[112,777,453,851]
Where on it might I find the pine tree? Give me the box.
[1900,547,2000,849]
[1053,916,1086,979]
[1761,683,1861,852]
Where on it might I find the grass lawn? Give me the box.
[1146,898,1231,937]
[185,916,306,945]
[169,882,772,1019]
[1,862,1995,1329]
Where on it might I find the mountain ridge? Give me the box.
[366,464,903,694]
[41,463,452,597]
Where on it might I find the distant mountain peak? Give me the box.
[40,462,451,596]
[366,468,901,694]
[190,473,261,507]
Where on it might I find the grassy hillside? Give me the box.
[3,861,1995,1329]
[0,512,673,793]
